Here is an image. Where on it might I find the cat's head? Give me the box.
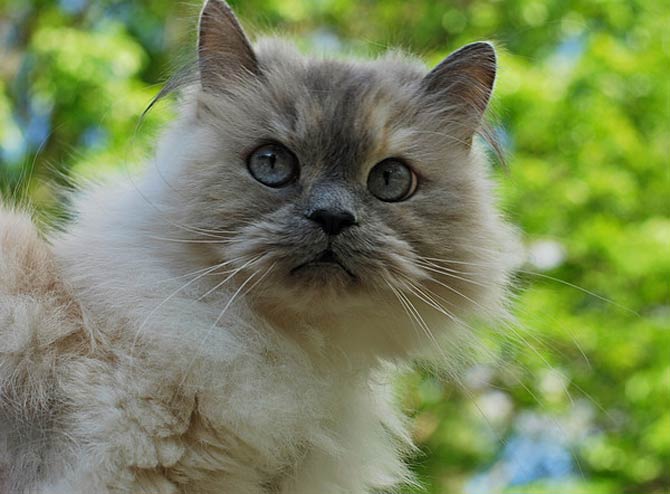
[155,0,520,353]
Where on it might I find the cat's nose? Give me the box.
[306,208,357,236]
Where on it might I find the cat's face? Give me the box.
[163,0,518,330]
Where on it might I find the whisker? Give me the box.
[172,261,272,401]
[403,279,583,482]
[419,256,636,315]
[424,273,498,320]
[146,235,237,245]
[517,271,638,316]
[415,256,479,276]
[196,255,262,301]
[240,262,276,299]
[384,280,424,344]
[417,255,595,372]
[415,259,491,289]
[131,257,245,353]
[388,284,530,477]
[152,262,237,285]
[121,172,242,240]
[391,280,446,361]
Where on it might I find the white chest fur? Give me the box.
[43,183,413,493]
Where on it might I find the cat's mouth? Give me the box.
[290,249,357,279]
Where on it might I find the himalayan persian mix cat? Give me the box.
[0,1,520,492]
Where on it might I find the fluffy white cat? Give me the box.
[0,1,520,492]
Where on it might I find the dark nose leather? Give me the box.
[306,208,357,236]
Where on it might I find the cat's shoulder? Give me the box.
[0,208,53,289]
[0,206,84,349]
[0,208,87,493]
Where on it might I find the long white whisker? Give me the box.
[394,283,444,358]
[420,256,636,314]
[172,263,272,401]
[239,262,276,299]
[152,262,236,285]
[131,258,245,353]
[405,280,578,482]
[415,257,479,276]
[146,235,237,245]
[418,278,604,478]
[415,260,491,289]
[517,271,638,315]
[197,255,262,301]
[384,280,423,343]
[401,279,459,324]
[425,274,497,319]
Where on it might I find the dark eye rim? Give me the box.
[245,141,300,188]
[367,158,419,203]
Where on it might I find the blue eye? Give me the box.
[367,159,417,202]
[247,143,299,188]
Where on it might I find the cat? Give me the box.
[0,0,521,492]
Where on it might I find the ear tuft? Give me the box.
[421,42,497,137]
[198,0,258,91]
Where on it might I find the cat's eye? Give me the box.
[247,143,299,188]
[367,159,417,202]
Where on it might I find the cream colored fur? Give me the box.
[0,2,521,492]
[0,203,412,494]
[0,139,513,494]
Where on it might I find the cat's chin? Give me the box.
[249,257,374,311]
[284,262,360,293]
[289,248,357,280]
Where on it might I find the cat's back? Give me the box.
[0,207,87,377]
[0,208,88,492]
[1,208,56,294]
[0,208,80,333]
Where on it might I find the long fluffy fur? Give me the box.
[1,206,413,493]
[0,3,521,492]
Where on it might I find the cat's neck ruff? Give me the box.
[53,172,404,372]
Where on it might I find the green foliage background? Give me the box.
[1,0,668,492]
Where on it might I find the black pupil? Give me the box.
[248,144,299,187]
[367,159,413,202]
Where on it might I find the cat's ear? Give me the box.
[421,41,497,140]
[198,0,258,91]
